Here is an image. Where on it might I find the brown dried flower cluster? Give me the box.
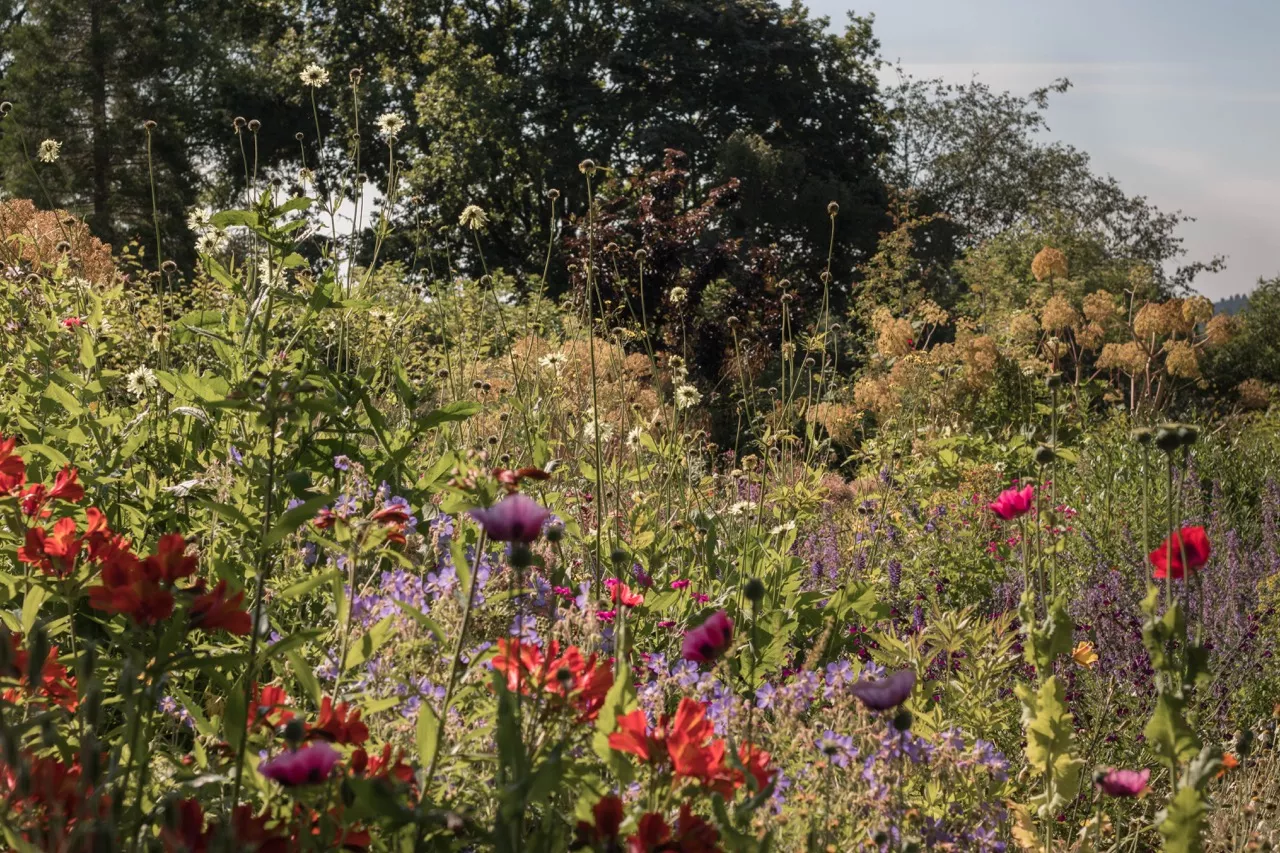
[1237,379,1272,411]
[0,199,117,284]
[871,308,914,359]
[1040,294,1079,333]
[1031,246,1068,282]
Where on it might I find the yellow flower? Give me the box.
[1071,641,1098,668]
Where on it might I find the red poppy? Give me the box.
[1149,525,1211,580]
[18,517,83,578]
[309,697,369,745]
[610,698,757,795]
[368,744,415,784]
[48,466,84,503]
[573,794,624,848]
[87,541,174,626]
[626,804,723,853]
[189,580,252,635]
[0,437,26,496]
[1,633,78,712]
[491,639,615,722]
[146,533,198,583]
[370,504,411,544]
[607,579,645,608]
[250,683,295,729]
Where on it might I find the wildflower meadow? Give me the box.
[1,2,1279,850]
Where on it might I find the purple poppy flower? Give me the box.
[850,669,916,711]
[469,493,551,542]
[1097,767,1150,798]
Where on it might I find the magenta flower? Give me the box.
[1097,767,1150,798]
[681,609,734,663]
[670,579,690,590]
[988,485,1035,520]
[850,669,916,711]
[469,493,551,542]
[259,742,341,787]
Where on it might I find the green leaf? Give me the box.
[284,650,322,707]
[591,664,637,784]
[1157,784,1208,853]
[264,493,333,547]
[1145,692,1201,770]
[209,209,259,229]
[21,585,49,633]
[78,334,96,370]
[342,616,395,671]
[419,400,482,432]
[278,569,342,601]
[42,382,83,417]
[416,702,440,774]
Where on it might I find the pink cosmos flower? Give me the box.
[469,493,551,542]
[988,485,1035,520]
[1096,767,1150,798]
[681,609,734,663]
[259,742,341,787]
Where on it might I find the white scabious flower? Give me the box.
[770,521,797,536]
[37,139,61,163]
[375,112,406,141]
[459,204,488,231]
[624,426,645,451]
[126,366,158,399]
[186,207,213,232]
[194,229,228,255]
[582,412,614,444]
[538,352,566,372]
[674,384,701,410]
[300,64,330,87]
[728,500,754,517]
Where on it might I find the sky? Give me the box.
[806,0,1280,299]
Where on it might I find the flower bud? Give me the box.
[545,522,565,543]
[283,718,306,746]
[744,578,765,603]
[1131,427,1153,446]
[892,709,913,731]
[1178,424,1200,447]
[1034,445,1057,466]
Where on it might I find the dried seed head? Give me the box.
[578,159,596,175]
[547,188,560,200]
[233,116,247,130]
[161,260,178,273]
[295,132,305,141]
[247,119,261,132]
[827,201,839,216]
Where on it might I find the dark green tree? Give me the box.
[0,0,295,263]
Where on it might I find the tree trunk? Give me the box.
[87,0,112,242]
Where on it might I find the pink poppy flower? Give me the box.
[259,742,341,787]
[988,485,1035,520]
[670,579,690,590]
[469,493,551,542]
[1097,767,1149,798]
[681,610,734,663]
[850,669,916,711]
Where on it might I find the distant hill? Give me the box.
[1216,293,1250,316]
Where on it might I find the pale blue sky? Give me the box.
[807,0,1280,299]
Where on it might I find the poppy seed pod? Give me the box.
[893,709,913,731]
[233,116,247,130]
[545,521,565,543]
[1154,427,1180,453]
[547,188,560,200]
[579,159,596,175]
[827,201,839,216]
[55,241,71,255]
[634,249,647,262]
[0,101,11,115]
[509,543,533,569]
[1178,424,1200,447]
[247,119,261,132]
[295,132,305,141]
[1045,372,1063,389]
[1132,427,1153,446]
[744,577,765,603]
[1034,445,1057,466]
